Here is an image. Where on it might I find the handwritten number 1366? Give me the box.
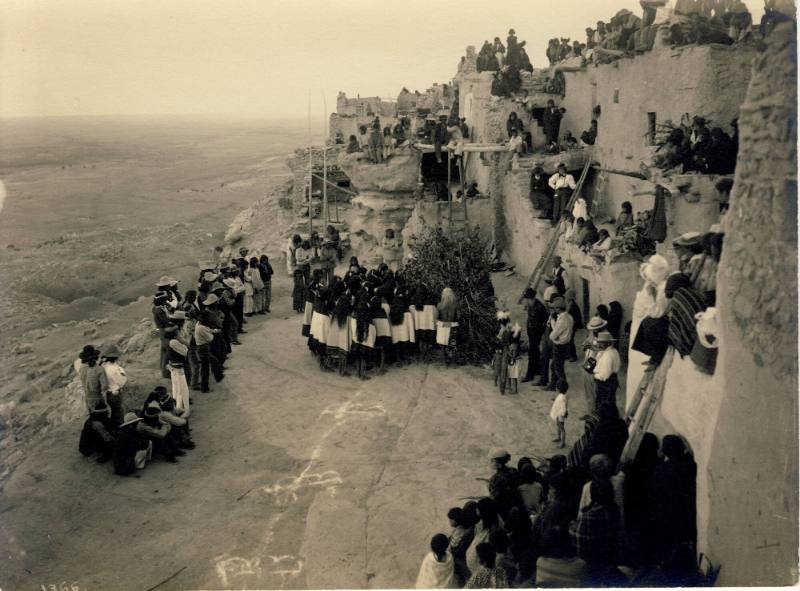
[41,583,81,591]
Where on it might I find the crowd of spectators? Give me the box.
[544,0,794,68]
[416,433,699,587]
[76,247,274,472]
[350,116,413,163]
[654,114,738,174]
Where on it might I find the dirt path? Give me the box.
[0,274,607,590]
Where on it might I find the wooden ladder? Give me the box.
[523,158,592,292]
[618,347,675,464]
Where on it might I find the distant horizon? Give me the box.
[2,0,768,119]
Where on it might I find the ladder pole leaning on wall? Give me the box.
[447,149,453,231]
[525,158,592,293]
[619,347,676,465]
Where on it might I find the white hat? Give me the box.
[120,412,143,427]
[203,271,218,283]
[156,275,172,287]
[202,293,219,306]
[596,331,616,343]
[639,254,670,285]
[672,231,702,247]
[586,316,608,331]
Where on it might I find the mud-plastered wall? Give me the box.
[561,44,757,175]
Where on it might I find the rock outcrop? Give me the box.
[338,149,420,194]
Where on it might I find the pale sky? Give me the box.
[0,0,767,118]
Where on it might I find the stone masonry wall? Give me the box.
[706,22,798,586]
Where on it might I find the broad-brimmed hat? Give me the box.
[153,291,170,303]
[79,345,100,362]
[202,293,219,306]
[223,278,237,289]
[156,275,172,287]
[586,316,608,331]
[203,271,218,283]
[425,114,437,122]
[672,231,702,247]
[596,330,615,344]
[101,343,123,359]
[120,412,142,427]
[168,310,187,321]
[489,447,510,460]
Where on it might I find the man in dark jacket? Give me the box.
[542,100,563,146]
[530,166,553,218]
[521,288,549,383]
[113,413,152,475]
[152,292,172,378]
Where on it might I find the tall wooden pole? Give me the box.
[307,91,313,237]
[322,93,329,226]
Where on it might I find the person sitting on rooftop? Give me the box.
[562,131,578,149]
[546,38,560,65]
[393,119,407,145]
[705,127,737,174]
[508,130,525,154]
[579,220,600,250]
[615,201,634,236]
[466,182,480,198]
[519,45,534,72]
[580,119,598,146]
[591,229,613,254]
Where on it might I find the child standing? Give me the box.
[292,269,306,313]
[494,311,511,392]
[549,381,569,448]
[506,323,522,394]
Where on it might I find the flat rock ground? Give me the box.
[0,270,624,590]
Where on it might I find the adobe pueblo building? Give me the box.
[315,15,796,587]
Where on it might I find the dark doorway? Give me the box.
[420,152,461,184]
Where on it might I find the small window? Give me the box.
[647,112,657,145]
[613,89,620,103]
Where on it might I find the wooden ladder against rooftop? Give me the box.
[523,157,592,292]
[619,347,676,464]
